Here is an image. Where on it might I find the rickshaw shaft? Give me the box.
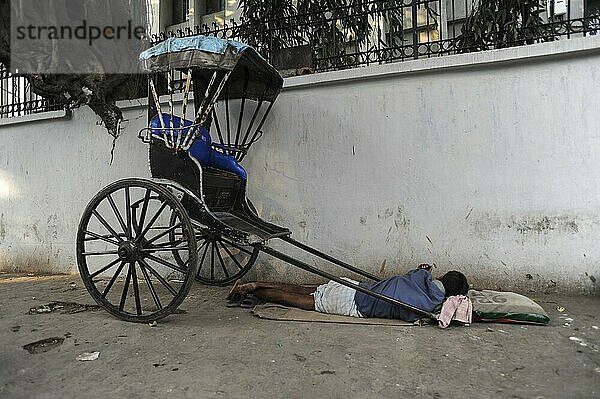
[282,236,380,282]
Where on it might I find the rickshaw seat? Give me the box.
[150,114,247,180]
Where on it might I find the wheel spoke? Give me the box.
[124,187,132,240]
[130,262,142,316]
[145,253,187,274]
[138,201,168,239]
[197,240,210,274]
[135,189,151,238]
[138,261,162,310]
[84,231,120,246]
[210,242,215,280]
[106,194,127,234]
[101,261,126,298]
[118,263,132,311]
[90,257,121,279]
[146,223,183,245]
[138,258,177,296]
[83,250,120,256]
[214,241,230,279]
[92,210,124,243]
[196,240,208,254]
[219,241,245,271]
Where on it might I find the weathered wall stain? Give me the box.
[510,216,579,234]
[0,213,6,243]
[47,214,59,240]
[394,206,410,229]
[1,253,61,274]
[378,208,394,219]
[21,223,43,242]
[471,213,583,238]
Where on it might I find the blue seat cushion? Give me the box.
[150,114,247,180]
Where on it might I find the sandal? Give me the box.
[240,294,260,308]
[226,293,246,307]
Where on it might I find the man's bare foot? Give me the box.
[227,280,243,300]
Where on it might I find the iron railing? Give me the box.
[0,66,66,118]
[1,0,599,118]
[153,0,600,71]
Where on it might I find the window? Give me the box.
[206,0,225,15]
[586,0,600,16]
[173,0,190,24]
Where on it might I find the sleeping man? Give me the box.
[227,265,469,322]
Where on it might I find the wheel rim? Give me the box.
[77,179,197,322]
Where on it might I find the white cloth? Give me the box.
[312,278,364,317]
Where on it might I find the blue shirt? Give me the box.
[353,269,445,321]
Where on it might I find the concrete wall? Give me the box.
[0,106,151,275]
[1,37,599,294]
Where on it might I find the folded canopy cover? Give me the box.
[140,35,283,102]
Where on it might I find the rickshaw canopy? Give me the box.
[140,35,283,102]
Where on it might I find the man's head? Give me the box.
[439,271,469,297]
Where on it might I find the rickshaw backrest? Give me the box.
[150,114,247,180]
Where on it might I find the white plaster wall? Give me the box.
[0,106,150,274]
[243,37,600,294]
[0,37,599,294]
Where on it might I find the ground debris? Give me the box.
[23,337,65,354]
[77,351,100,361]
[63,282,77,292]
[293,353,307,362]
[28,301,101,315]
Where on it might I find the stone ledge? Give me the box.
[284,35,600,90]
[0,109,71,127]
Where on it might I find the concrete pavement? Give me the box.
[0,274,599,399]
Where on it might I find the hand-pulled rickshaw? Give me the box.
[76,35,435,323]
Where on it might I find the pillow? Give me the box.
[468,290,550,325]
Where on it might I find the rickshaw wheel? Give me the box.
[169,213,259,286]
[76,178,198,323]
